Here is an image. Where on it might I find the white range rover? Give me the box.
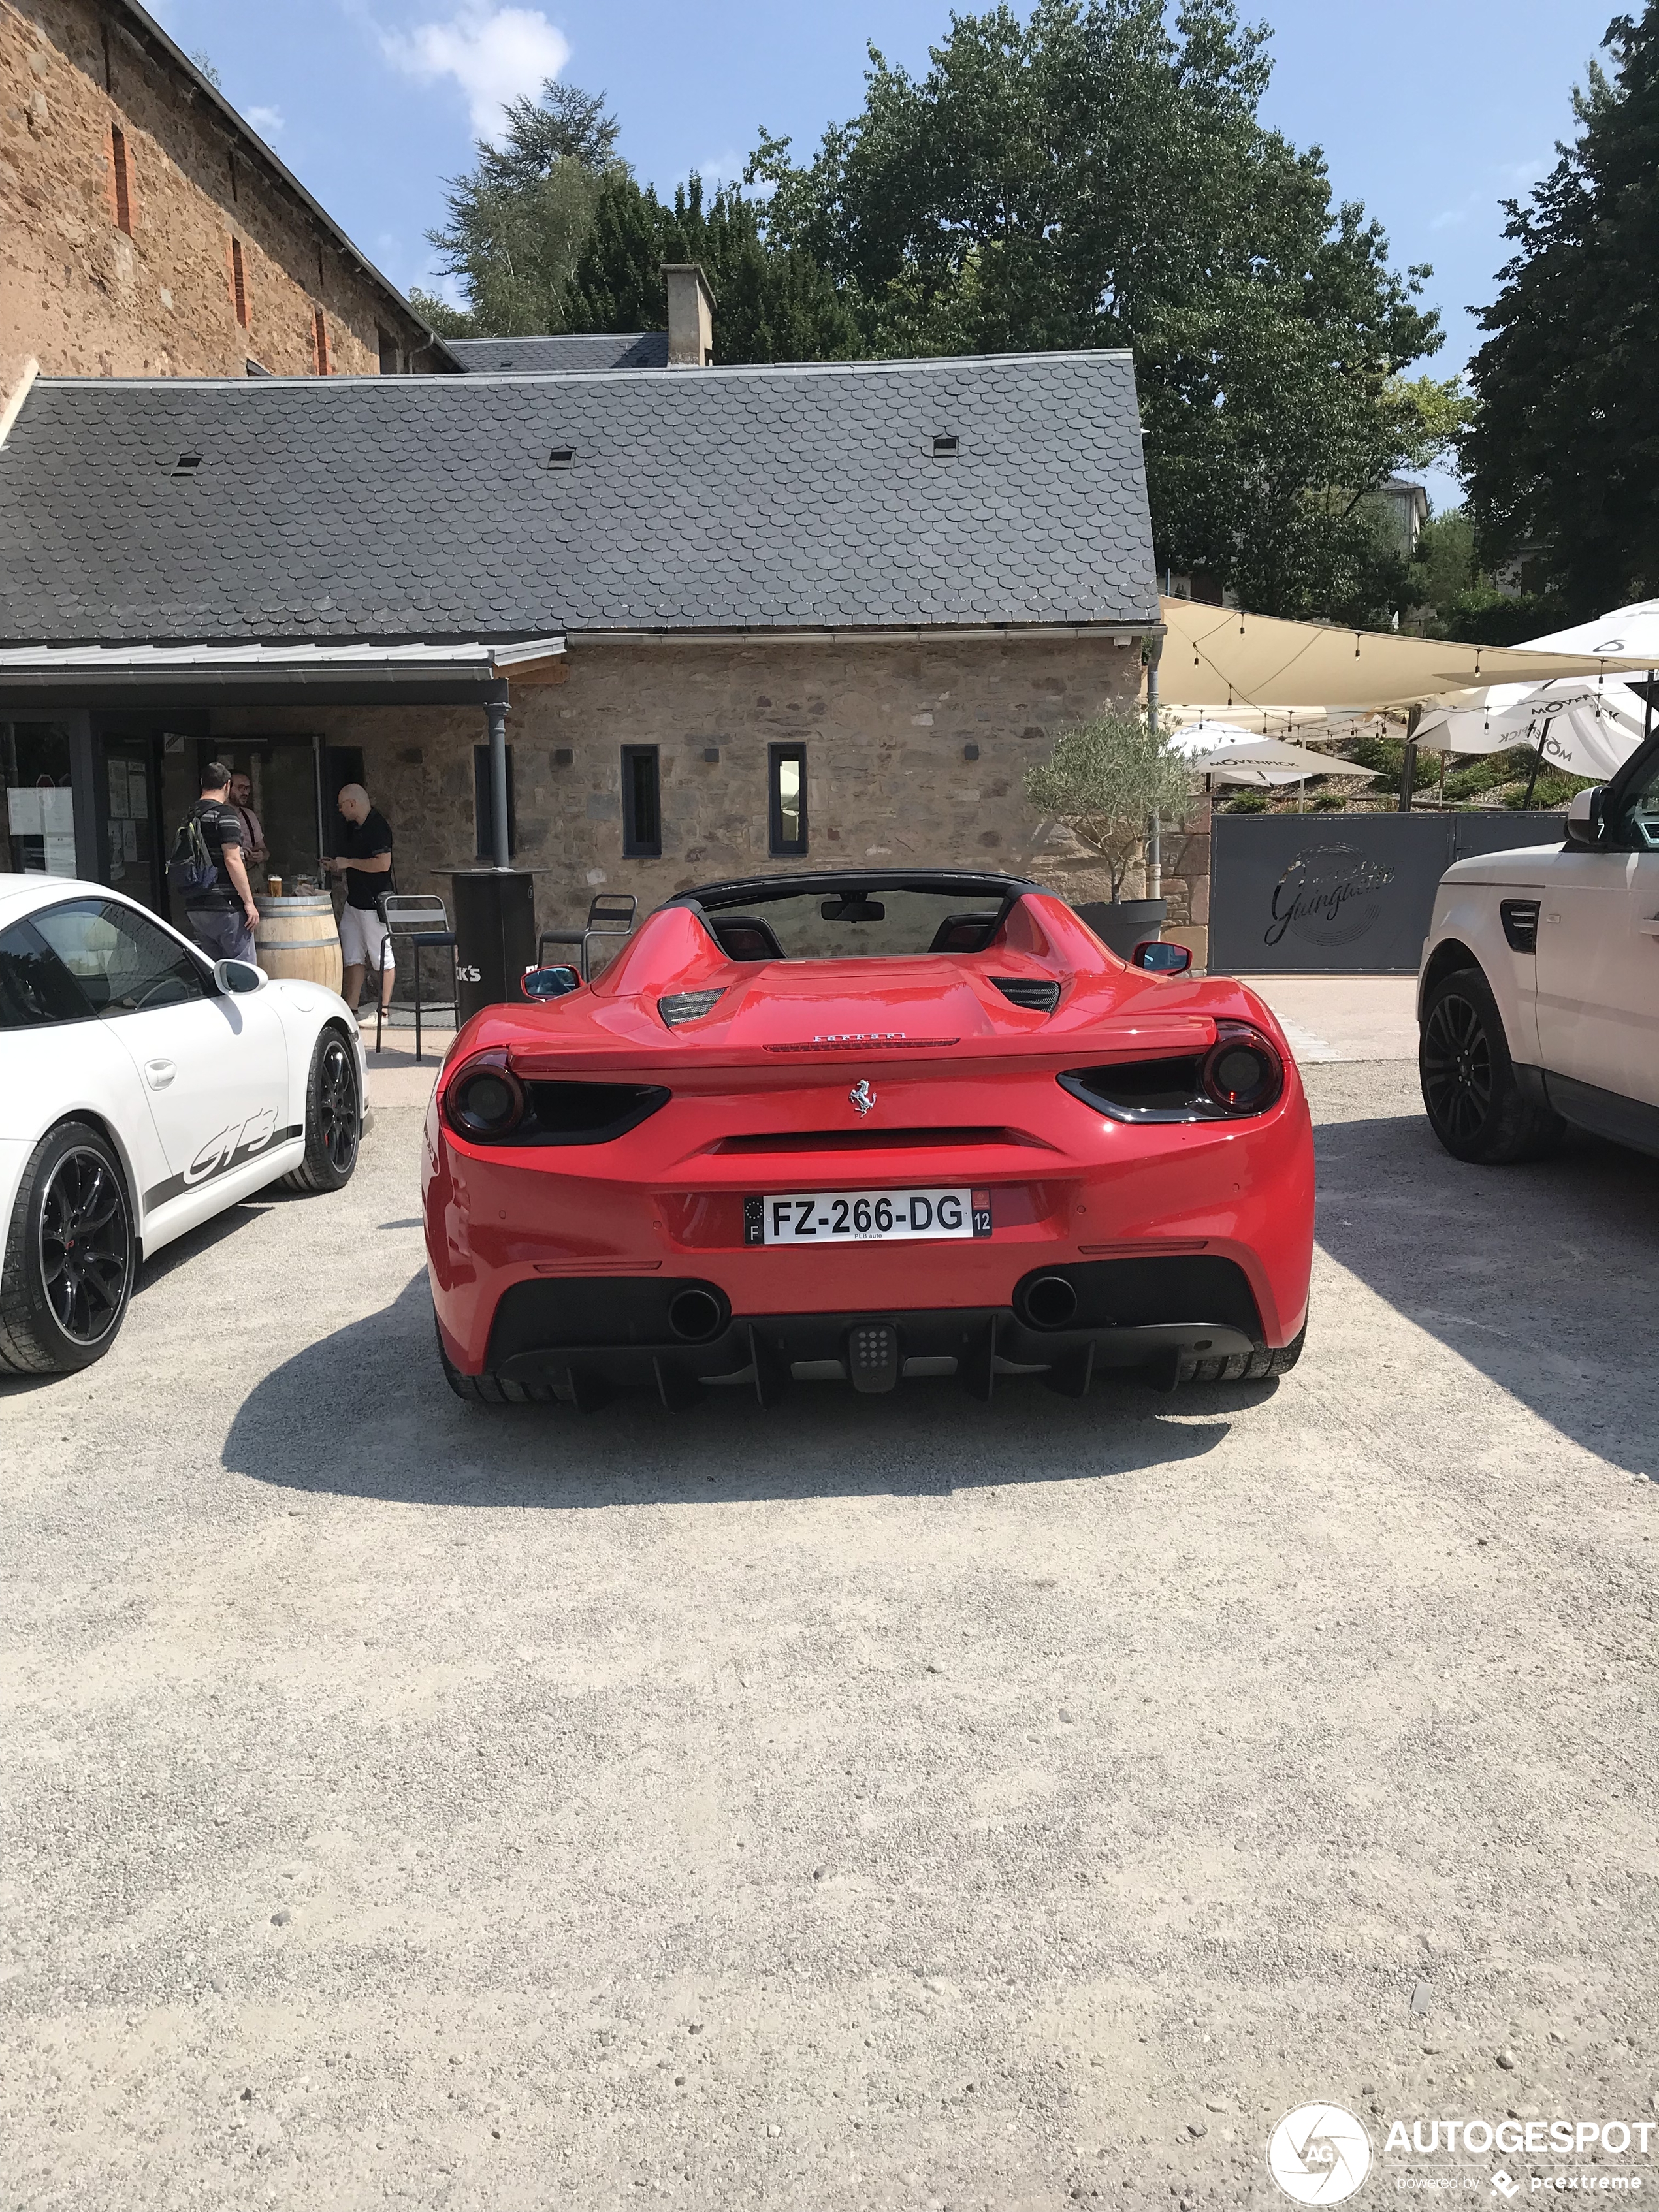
[1418,731,1659,1162]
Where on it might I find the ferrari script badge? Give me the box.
[849,1080,876,1116]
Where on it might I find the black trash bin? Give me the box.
[447,868,538,1025]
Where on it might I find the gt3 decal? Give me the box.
[143,1109,302,1211]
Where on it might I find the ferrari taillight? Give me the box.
[1200,1024,1283,1115]
[445,1051,527,1138]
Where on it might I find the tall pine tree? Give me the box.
[1463,5,1659,617]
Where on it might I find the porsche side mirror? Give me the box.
[214,958,266,994]
[1563,786,1607,849]
[1131,938,1192,974]
[521,963,581,1001]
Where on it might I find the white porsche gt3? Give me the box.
[0,873,366,1375]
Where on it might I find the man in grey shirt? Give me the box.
[183,762,261,965]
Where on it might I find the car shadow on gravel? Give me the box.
[1314,1107,1659,1476]
[222,1272,1248,1506]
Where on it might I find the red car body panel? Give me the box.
[423,884,1314,1396]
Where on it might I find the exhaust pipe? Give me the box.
[1024,1274,1078,1330]
[668,1286,726,1343]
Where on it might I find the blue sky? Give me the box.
[149,0,1615,507]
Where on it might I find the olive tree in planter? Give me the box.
[1023,711,1194,955]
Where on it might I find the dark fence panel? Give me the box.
[1209,812,1567,974]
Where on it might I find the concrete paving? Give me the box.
[4,1063,1658,2210]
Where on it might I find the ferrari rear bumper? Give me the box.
[446,1255,1270,1407]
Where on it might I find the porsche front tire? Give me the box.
[284,1027,361,1194]
[1419,966,1562,1164]
[0,1121,137,1375]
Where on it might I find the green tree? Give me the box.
[567,173,863,362]
[426,82,626,336]
[1023,711,1193,899]
[1462,5,1659,616]
[754,0,1451,622]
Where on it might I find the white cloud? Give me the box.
[696,147,743,188]
[381,5,569,139]
[246,104,285,138]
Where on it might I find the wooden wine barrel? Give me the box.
[254,891,343,993]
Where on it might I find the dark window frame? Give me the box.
[230,236,248,328]
[473,743,517,860]
[767,742,809,858]
[110,124,132,235]
[622,745,662,859]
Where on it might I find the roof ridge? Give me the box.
[33,349,1135,394]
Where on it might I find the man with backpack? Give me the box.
[170,762,260,964]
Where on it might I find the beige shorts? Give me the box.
[340,903,395,970]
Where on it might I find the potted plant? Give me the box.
[1023,710,1193,956]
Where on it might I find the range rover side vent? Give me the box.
[1500,899,1540,954]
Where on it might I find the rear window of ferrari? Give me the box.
[699,887,1007,961]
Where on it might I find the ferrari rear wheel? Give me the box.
[1419,967,1562,1164]
[0,1121,136,1375]
[284,1026,361,1194]
[1170,1324,1305,1388]
[436,1316,557,1407]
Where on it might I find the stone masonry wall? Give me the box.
[214,633,1150,961]
[0,0,436,402]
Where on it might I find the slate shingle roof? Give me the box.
[448,333,669,373]
[0,352,1158,645]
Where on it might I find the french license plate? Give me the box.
[746,1187,993,1246]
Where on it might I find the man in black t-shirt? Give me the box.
[184,762,261,964]
[327,782,395,1023]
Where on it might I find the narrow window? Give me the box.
[111,125,131,234]
[472,745,517,859]
[768,743,807,857]
[621,746,661,859]
[230,236,248,327]
[313,306,329,375]
[377,326,400,375]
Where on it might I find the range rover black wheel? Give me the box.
[1419,966,1562,1164]
[0,1121,136,1375]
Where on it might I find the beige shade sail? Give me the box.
[1155,596,1654,712]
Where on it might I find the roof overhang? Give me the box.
[0,636,564,708]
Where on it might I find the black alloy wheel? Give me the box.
[0,1122,136,1375]
[317,1034,359,1175]
[1421,985,1494,1149]
[1418,966,1562,1165]
[285,1027,362,1194]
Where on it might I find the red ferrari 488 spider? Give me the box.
[424,871,1313,1409]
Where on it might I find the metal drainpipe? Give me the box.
[1146,632,1163,900]
[486,686,511,869]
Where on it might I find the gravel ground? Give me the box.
[3,1061,1658,2211]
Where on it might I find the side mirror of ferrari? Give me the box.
[1563,786,1607,849]
[214,959,266,993]
[1130,938,1193,974]
[521,963,581,1001]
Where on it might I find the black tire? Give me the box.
[436,1313,557,1406]
[283,1025,361,1194]
[1176,1324,1305,1388]
[1419,965,1563,1164]
[0,1121,136,1375]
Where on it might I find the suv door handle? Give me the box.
[144,1057,176,1088]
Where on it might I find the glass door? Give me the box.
[101,737,163,912]
[3,720,77,880]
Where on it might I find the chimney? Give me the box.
[663,263,717,366]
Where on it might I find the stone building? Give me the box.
[0,339,1174,962]
[0,0,456,419]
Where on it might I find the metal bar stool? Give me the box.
[375,893,457,1063]
[536,892,637,982]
